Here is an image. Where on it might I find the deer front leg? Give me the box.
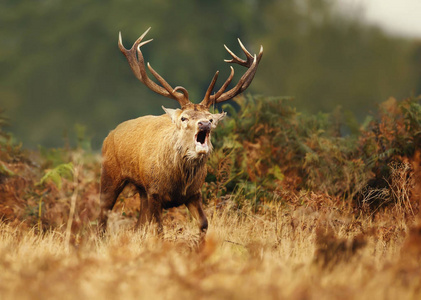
[186,193,208,237]
[147,193,163,235]
[135,187,151,230]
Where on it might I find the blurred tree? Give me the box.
[412,42,421,95]
[0,0,419,148]
[255,0,417,114]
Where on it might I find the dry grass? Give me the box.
[1,198,420,300]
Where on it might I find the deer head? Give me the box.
[118,27,263,157]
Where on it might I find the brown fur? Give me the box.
[99,104,225,235]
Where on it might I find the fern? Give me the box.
[0,161,15,176]
[37,162,74,190]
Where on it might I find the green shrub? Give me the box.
[206,95,421,211]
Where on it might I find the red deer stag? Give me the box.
[99,28,263,236]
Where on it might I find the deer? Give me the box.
[98,27,263,237]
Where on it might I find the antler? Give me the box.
[200,39,263,108]
[118,28,190,108]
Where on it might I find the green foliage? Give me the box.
[0,108,10,149]
[38,146,71,168]
[0,108,24,164]
[2,93,421,228]
[0,161,15,177]
[209,95,356,201]
[206,95,421,208]
[359,96,421,184]
[37,162,74,190]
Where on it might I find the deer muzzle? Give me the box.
[195,121,211,154]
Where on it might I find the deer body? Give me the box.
[99,28,262,236]
[100,111,213,232]
[102,115,207,204]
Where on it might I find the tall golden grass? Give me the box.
[1,197,420,300]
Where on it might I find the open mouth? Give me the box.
[196,130,208,144]
[195,129,210,153]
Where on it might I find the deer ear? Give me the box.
[162,106,181,123]
[211,111,227,126]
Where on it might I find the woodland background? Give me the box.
[1,0,421,148]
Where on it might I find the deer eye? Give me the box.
[209,119,213,123]
[181,116,188,122]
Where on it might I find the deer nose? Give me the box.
[198,120,211,130]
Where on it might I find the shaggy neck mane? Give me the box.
[177,143,209,171]
[166,130,209,181]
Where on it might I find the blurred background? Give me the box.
[1,0,421,149]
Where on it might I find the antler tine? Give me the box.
[213,55,257,104]
[241,52,262,88]
[201,71,219,107]
[118,28,150,52]
[118,28,190,107]
[134,40,152,86]
[214,66,234,99]
[146,63,190,107]
[173,86,189,101]
[224,45,248,67]
[237,39,254,61]
[118,28,153,80]
[146,63,176,96]
[200,40,263,108]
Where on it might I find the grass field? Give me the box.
[1,197,420,300]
